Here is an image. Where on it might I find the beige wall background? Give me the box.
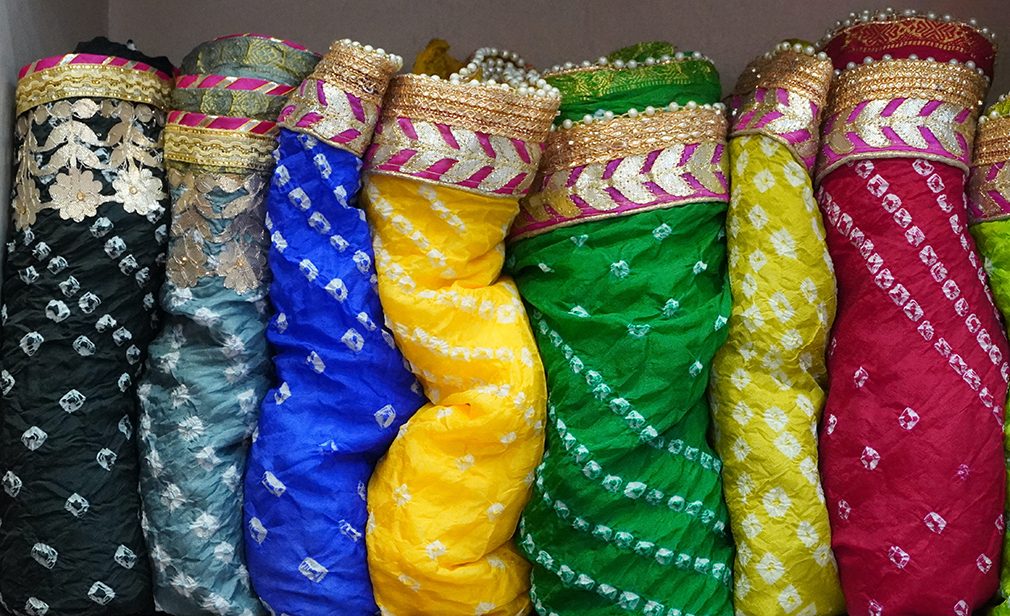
[107,0,1010,100]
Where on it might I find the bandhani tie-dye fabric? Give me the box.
[136,35,317,615]
[362,52,559,615]
[709,45,845,614]
[242,41,420,615]
[508,43,735,616]
[968,95,1010,615]
[817,13,1008,613]
[0,45,173,615]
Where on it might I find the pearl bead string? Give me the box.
[548,100,727,132]
[336,38,404,69]
[443,47,559,99]
[830,54,990,80]
[980,93,1009,124]
[544,50,714,77]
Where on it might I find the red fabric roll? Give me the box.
[817,13,1007,614]
[819,159,1007,612]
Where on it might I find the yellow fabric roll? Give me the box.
[709,47,846,615]
[362,59,559,615]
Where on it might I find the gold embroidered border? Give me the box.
[975,117,1010,166]
[540,108,727,174]
[17,64,172,115]
[380,74,558,143]
[732,50,833,105]
[165,123,278,171]
[311,41,401,106]
[828,60,986,114]
[281,83,380,156]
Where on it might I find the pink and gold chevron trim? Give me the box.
[816,59,987,180]
[728,48,833,172]
[279,40,401,156]
[511,107,730,240]
[175,74,294,97]
[365,73,558,197]
[969,115,1010,223]
[165,110,279,171]
[16,53,173,114]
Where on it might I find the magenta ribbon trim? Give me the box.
[19,53,173,81]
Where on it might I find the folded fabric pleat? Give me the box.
[0,47,173,615]
[509,42,735,615]
[709,44,845,614]
[816,12,1007,613]
[136,34,317,615]
[242,40,420,615]
[362,52,559,614]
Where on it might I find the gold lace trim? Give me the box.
[975,117,1010,166]
[828,59,986,113]
[311,40,402,106]
[732,50,833,105]
[164,123,279,171]
[540,108,727,174]
[380,74,558,143]
[165,168,269,295]
[17,63,172,115]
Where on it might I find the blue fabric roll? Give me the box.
[243,127,424,613]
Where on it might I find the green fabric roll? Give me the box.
[511,43,733,616]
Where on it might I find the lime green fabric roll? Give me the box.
[510,43,734,616]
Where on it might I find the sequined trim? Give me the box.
[278,41,400,156]
[540,108,727,173]
[164,111,279,171]
[165,168,269,294]
[728,50,832,172]
[829,60,986,112]
[975,116,1010,166]
[16,54,173,115]
[364,116,544,197]
[511,109,729,240]
[378,74,558,143]
[969,116,1010,223]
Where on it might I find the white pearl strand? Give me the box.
[545,49,714,76]
[979,93,1009,124]
[337,38,404,70]
[441,47,559,100]
[831,52,990,80]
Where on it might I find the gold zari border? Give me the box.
[732,50,833,106]
[310,41,401,106]
[380,74,558,143]
[828,59,987,114]
[975,117,1010,166]
[17,63,172,115]
[540,108,727,174]
[164,124,278,171]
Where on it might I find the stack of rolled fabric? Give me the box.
[968,92,1010,615]
[508,42,735,615]
[711,42,845,614]
[361,49,559,614]
[0,39,173,615]
[135,34,318,614]
[816,9,1007,613]
[242,40,422,615]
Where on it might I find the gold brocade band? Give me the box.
[828,59,987,113]
[379,74,558,143]
[975,117,1010,166]
[164,123,279,171]
[731,50,834,104]
[310,41,401,106]
[540,108,727,174]
[16,63,173,115]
